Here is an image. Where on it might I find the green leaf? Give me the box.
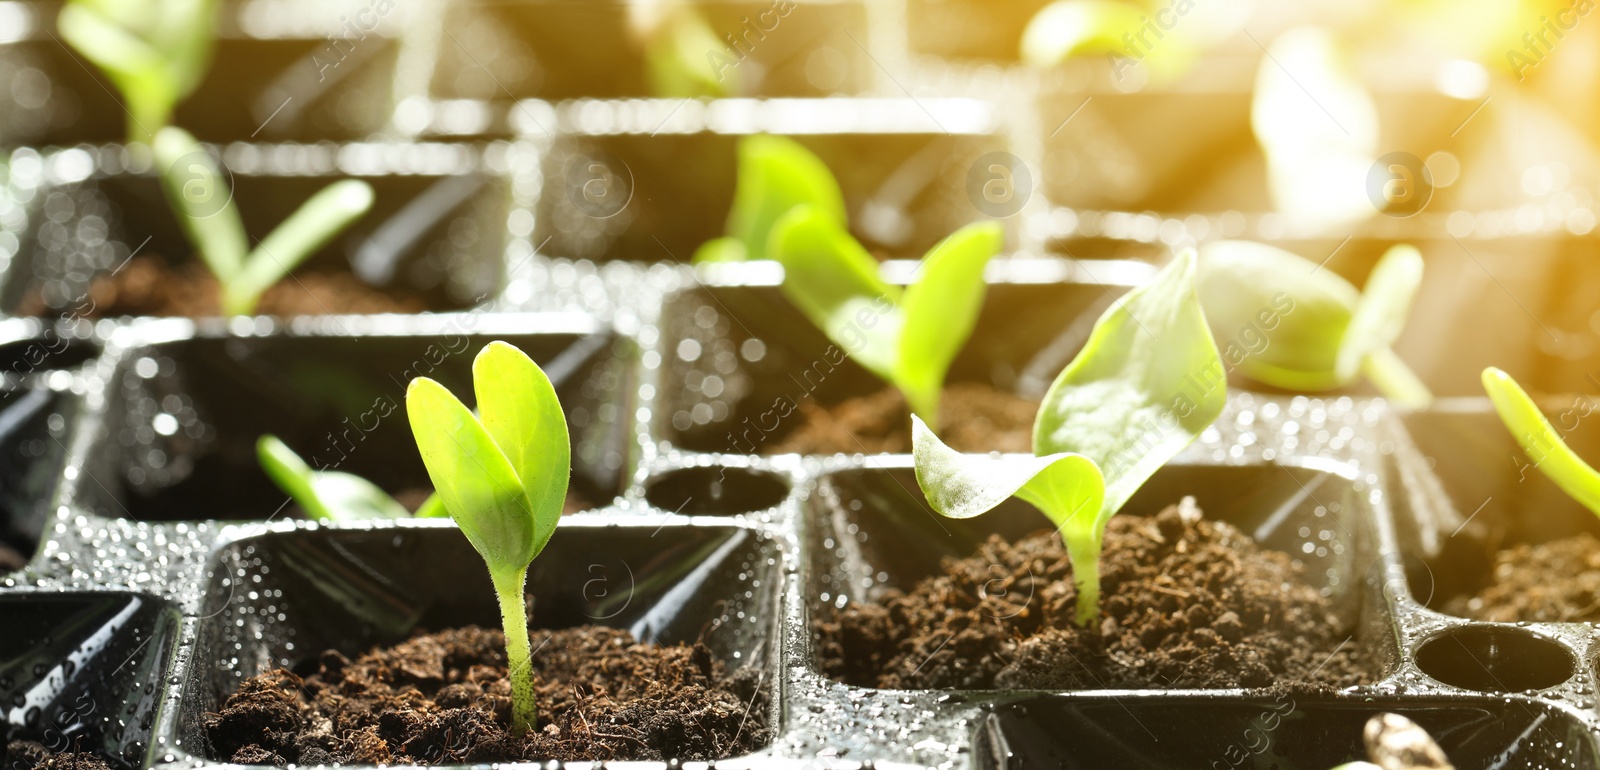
[719,135,847,262]
[639,0,730,98]
[58,0,216,142]
[224,180,374,315]
[690,236,748,264]
[913,415,1103,525]
[896,221,1004,423]
[414,492,449,518]
[256,435,409,521]
[770,205,903,381]
[1194,240,1430,405]
[1020,0,1147,66]
[152,126,247,282]
[1483,367,1600,516]
[1034,248,1225,519]
[473,341,568,562]
[406,376,538,578]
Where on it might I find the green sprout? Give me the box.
[257,435,446,521]
[630,0,730,98]
[913,250,1225,625]
[153,127,375,316]
[1196,240,1432,408]
[766,204,1003,432]
[407,341,569,735]
[1483,367,1600,516]
[692,135,846,263]
[57,0,217,143]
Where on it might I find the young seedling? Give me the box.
[407,341,569,734]
[629,0,729,98]
[152,127,375,316]
[1019,0,1207,80]
[692,135,847,263]
[913,250,1226,625]
[1482,367,1600,516]
[1196,240,1432,408]
[57,0,217,143]
[257,435,446,521]
[765,204,1003,432]
[1330,712,1455,770]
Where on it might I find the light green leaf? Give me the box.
[58,0,216,142]
[897,221,1003,423]
[1483,367,1600,517]
[256,435,409,521]
[1020,0,1146,66]
[224,180,374,315]
[640,0,730,98]
[152,126,247,282]
[720,135,847,262]
[414,492,448,518]
[407,376,537,577]
[913,415,1103,523]
[473,341,569,561]
[1034,248,1225,519]
[690,236,748,264]
[770,205,903,381]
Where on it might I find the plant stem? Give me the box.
[1064,535,1102,627]
[492,567,536,734]
[1362,347,1432,409]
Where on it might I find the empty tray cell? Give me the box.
[0,592,179,770]
[4,144,509,318]
[643,466,791,516]
[181,521,779,761]
[431,0,869,100]
[975,695,1600,770]
[67,325,631,522]
[0,386,75,572]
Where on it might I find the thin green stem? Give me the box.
[1362,346,1432,408]
[492,567,536,734]
[1064,534,1102,627]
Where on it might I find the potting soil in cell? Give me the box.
[819,501,1367,689]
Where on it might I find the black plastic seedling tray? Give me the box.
[0,254,1595,770]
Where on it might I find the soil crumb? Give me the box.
[4,741,113,770]
[204,626,768,765]
[19,255,427,318]
[818,501,1365,690]
[770,383,1038,455]
[1444,532,1600,622]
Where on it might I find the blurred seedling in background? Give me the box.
[257,435,445,521]
[693,135,846,263]
[58,0,217,143]
[1482,367,1600,516]
[913,250,1226,625]
[629,0,729,98]
[153,127,375,316]
[765,205,1003,432]
[408,341,569,734]
[1196,240,1431,407]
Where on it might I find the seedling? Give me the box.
[257,435,445,521]
[766,204,1003,431]
[1483,367,1600,516]
[1196,240,1432,408]
[630,0,729,98]
[407,341,569,734]
[152,127,375,316]
[913,250,1226,625]
[692,135,846,263]
[57,0,217,143]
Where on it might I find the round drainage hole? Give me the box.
[644,467,789,516]
[1415,626,1575,693]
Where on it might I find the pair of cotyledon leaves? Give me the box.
[256,343,570,579]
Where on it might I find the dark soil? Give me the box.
[3,741,112,770]
[204,626,768,765]
[18,256,426,318]
[1443,532,1600,622]
[770,383,1038,455]
[818,501,1366,690]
